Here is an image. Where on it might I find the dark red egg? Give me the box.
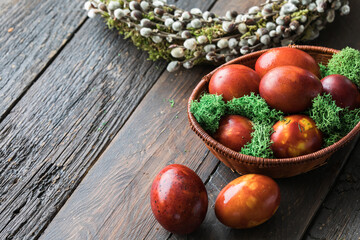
[213,115,254,152]
[259,66,323,113]
[255,47,320,78]
[321,74,360,110]
[209,64,261,102]
[150,164,208,235]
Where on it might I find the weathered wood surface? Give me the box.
[41,2,360,240]
[41,60,360,239]
[0,0,86,121]
[40,65,218,240]
[1,0,360,239]
[0,1,217,239]
[0,16,165,240]
[305,141,360,240]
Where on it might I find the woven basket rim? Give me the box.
[187,45,360,167]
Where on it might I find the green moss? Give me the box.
[226,93,283,124]
[309,93,360,147]
[342,108,360,133]
[309,94,342,135]
[324,132,343,147]
[190,93,283,157]
[190,94,226,134]
[227,93,282,158]
[240,122,275,158]
[190,91,360,155]
[327,47,360,87]
[318,63,328,78]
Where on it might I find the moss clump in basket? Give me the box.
[227,93,283,124]
[321,47,360,87]
[240,122,275,159]
[190,94,226,134]
[309,93,360,146]
[226,93,283,158]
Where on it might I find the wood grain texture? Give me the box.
[4,0,359,240]
[0,12,165,240]
[305,140,360,240]
[0,0,87,120]
[40,0,360,239]
[0,1,217,239]
[39,62,217,240]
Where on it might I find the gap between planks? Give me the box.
[0,0,87,121]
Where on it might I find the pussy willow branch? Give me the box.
[85,0,350,72]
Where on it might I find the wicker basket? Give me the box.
[188,45,360,178]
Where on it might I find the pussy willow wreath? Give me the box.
[84,0,350,72]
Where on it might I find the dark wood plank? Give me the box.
[305,3,360,239]
[305,141,360,240]
[0,0,87,121]
[0,12,165,240]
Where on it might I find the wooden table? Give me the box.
[1,0,359,239]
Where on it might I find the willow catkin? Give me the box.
[85,0,350,72]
